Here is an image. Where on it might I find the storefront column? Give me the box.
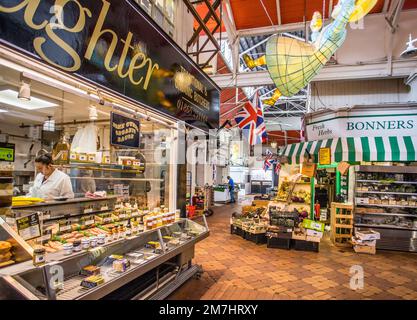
[176,122,187,218]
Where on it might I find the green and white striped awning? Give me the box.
[281,136,417,164]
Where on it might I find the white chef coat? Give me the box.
[28,169,74,199]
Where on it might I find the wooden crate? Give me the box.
[331,202,354,247]
[252,200,270,207]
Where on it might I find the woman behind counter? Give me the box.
[27,154,74,200]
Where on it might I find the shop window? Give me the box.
[135,0,175,37]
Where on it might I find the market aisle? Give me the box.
[168,200,417,300]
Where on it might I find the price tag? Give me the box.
[84,208,93,214]
[131,212,138,217]
[119,214,126,219]
[103,218,113,223]
[85,220,94,226]
[16,213,41,240]
[60,225,72,232]
[39,214,51,221]
[101,206,109,211]
[5,217,16,225]
[38,234,51,242]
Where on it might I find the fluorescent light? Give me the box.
[0,89,58,110]
[0,108,7,113]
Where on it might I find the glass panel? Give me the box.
[139,0,152,14]
[153,6,164,27]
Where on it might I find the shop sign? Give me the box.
[110,112,140,148]
[0,0,220,131]
[0,142,15,162]
[301,162,317,178]
[306,112,417,140]
[16,213,41,241]
[318,147,331,165]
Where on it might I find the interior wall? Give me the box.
[0,122,40,172]
[311,78,417,110]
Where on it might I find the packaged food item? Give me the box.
[112,258,130,272]
[81,238,90,250]
[80,265,101,276]
[63,243,73,256]
[33,247,46,267]
[73,240,82,252]
[81,275,105,289]
[97,234,106,245]
[89,237,97,248]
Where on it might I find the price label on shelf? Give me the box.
[85,220,94,226]
[103,218,113,223]
[59,225,72,232]
[119,214,126,219]
[16,213,41,241]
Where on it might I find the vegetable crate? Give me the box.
[266,236,291,250]
[230,225,246,238]
[330,203,353,247]
[292,239,319,252]
[244,232,267,245]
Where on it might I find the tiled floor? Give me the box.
[169,200,417,300]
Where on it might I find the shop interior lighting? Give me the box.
[270,142,278,149]
[0,88,58,110]
[18,79,31,101]
[0,108,7,113]
[89,105,98,121]
[400,34,417,58]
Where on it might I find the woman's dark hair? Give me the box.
[35,153,53,165]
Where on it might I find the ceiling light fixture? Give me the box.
[18,75,31,101]
[400,34,417,58]
[271,142,278,149]
[0,89,58,110]
[0,108,7,113]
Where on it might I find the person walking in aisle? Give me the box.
[227,176,235,204]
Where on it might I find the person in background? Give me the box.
[27,153,74,199]
[227,176,235,204]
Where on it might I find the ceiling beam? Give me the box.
[210,60,417,88]
[383,0,390,13]
[276,0,282,25]
[237,21,306,37]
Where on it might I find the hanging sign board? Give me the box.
[318,147,331,165]
[0,0,220,131]
[301,162,317,178]
[16,213,41,241]
[110,112,140,148]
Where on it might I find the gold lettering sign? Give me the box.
[0,0,159,90]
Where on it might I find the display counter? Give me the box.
[213,185,230,203]
[0,218,208,300]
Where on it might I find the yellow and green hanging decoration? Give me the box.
[244,0,377,105]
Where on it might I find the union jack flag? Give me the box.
[275,161,282,175]
[263,149,274,171]
[235,91,267,146]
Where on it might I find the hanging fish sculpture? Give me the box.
[244,0,377,105]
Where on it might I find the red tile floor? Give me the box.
[168,201,417,300]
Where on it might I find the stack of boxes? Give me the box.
[291,219,325,252]
[352,229,380,254]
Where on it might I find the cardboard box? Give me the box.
[351,237,376,247]
[302,219,325,232]
[354,245,376,255]
[355,230,380,241]
[306,235,321,243]
[292,231,307,240]
[306,229,323,238]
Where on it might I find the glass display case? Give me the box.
[0,218,208,300]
